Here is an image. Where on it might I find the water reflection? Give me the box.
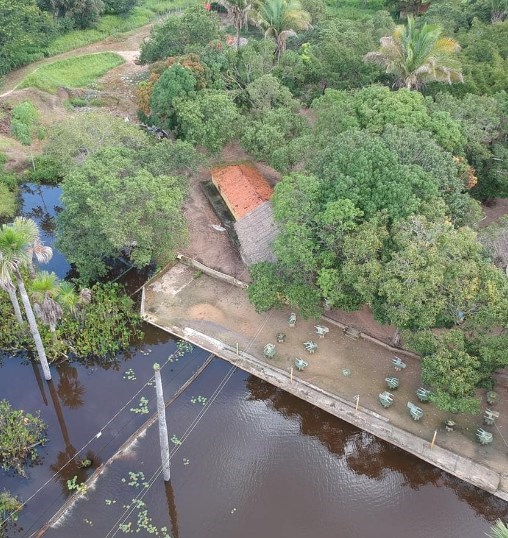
[164,481,180,538]
[20,183,70,279]
[46,375,101,496]
[56,366,85,409]
[245,376,508,523]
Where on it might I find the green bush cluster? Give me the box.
[0,280,142,360]
[9,101,39,146]
[0,153,18,220]
[0,400,47,475]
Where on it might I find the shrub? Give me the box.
[10,101,38,145]
[59,283,143,358]
[0,400,47,475]
[0,490,22,536]
[27,154,65,184]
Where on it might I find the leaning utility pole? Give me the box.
[154,363,171,481]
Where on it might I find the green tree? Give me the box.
[0,0,54,75]
[245,74,297,115]
[309,16,394,91]
[380,124,482,226]
[103,0,136,14]
[374,215,506,330]
[364,17,463,90]
[0,218,53,380]
[241,106,308,167]
[57,146,188,282]
[421,330,482,414]
[311,86,465,154]
[40,0,104,28]
[139,6,222,64]
[174,90,240,153]
[428,92,508,199]
[10,101,39,146]
[149,64,197,131]
[307,130,442,221]
[254,0,311,60]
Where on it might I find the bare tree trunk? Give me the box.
[3,284,24,324]
[14,270,52,381]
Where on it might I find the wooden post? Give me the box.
[355,395,360,414]
[290,367,293,384]
[430,430,437,450]
[154,363,171,481]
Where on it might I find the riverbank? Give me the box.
[142,261,508,501]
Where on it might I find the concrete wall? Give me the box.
[144,318,508,502]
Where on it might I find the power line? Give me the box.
[105,309,274,538]
[1,345,201,530]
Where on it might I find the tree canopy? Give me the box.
[57,142,191,282]
[139,6,222,64]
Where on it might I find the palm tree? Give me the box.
[254,0,311,60]
[31,274,84,344]
[487,520,508,538]
[13,215,52,278]
[31,271,64,343]
[364,17,463,90]
[0,260,24,324]
[0,217,53,380]
[217,0,252,47]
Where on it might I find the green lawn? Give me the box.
[20,53,125,93]
[45,0,199,56]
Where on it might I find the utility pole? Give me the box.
[154,363,171,481]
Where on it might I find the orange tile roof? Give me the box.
[211,163,273,220]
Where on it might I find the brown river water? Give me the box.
[0,185,506,537]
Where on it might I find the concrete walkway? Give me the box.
[142,261,508,501]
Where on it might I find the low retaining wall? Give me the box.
[144,317,508,502]
[176,254,248,289]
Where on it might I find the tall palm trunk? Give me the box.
[14,269,52,380]
[1,283,24,324]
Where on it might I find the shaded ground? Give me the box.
[481,198,508,228]
[144,263,508,494]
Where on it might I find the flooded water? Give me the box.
[0,185,506,537]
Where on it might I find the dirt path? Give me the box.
[0,24,152,97]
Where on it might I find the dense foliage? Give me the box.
[57,142,190,281]
[139,6,222,64]
[0,0,54,75]
[0,280,142,360]
[0,400,47,475]
[0,154,18,220]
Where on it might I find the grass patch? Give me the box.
[45,0,199,56]
[20,53,125,93]
[67,96,106,107]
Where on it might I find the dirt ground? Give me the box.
[481,198,508,228]
[144,262,508,488]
